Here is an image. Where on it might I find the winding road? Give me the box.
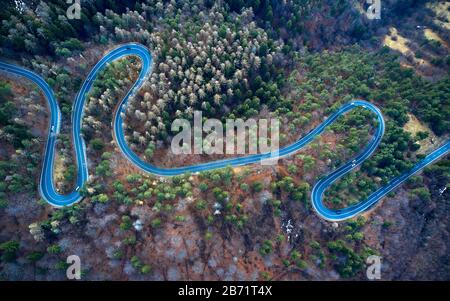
[0,43,449,221]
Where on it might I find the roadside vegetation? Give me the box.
[0,0,449,280]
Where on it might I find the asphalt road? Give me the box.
[1,43,448,221]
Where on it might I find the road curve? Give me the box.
[1,43,449,221]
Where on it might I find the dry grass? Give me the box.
[53,152,65,187]
[427,1,450,30]
[232,166,249,175]
[383,27,412,55]
[403,113,440,154]
[424,28,448,48]
[383,27,429,67]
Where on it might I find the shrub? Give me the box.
[0,240,20,262]
[90,138,105,151]
[141,265,152,274]
[26,251,45,263]
[252,181,264,193]
[47,244,62,254]
[259,240,273,256]
[151,218,162,228]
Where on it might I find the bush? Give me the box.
[195,199,207,210]
[205,231,213,240]
[252,181,264,193]
[411,187,431,201]
[198,182,209,192]
[175,215,186,222]
[96,193,109,203]
[112,249,123,260]
[47,244,62,254]
[382,220,393,229]
[131,255,142,269]
[240,183,249,191]
[0,198,7,209]
[259,240,273,256]
[123,235,137,245]
[55,47,71,57]
[90,138,105,151]
[120,215,132,231]
[26,251,45,263]
[141,265,152,274]
[0,240,20,262]
[296,259,308,269]
[151,218,162,228]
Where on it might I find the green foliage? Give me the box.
[296,259,308,269]
[126,174,142,183]
[195,199,207,210]
[0,240,20,262]
[204,231,213,240]
[47,244,62,255]
[151,218,162,228]
[90,138,105,151]
[269,199,282,216]
[259,271,271,281]
[327,240,366,278]
[252,181,264,193]
[26,251,45,263]
[175,215,186,222]
[63,164,76,182]
[411,187,431,201]
[259,240,273,256]
[198,182,209,192]
[96,159,112,177]
[54,260,70,271]
[415,131,429,141]
[353,232,364,241]
[112,249,124,260]
[93,193,109,203]
[294,46,449,143]
[141,265,152,274]
[123,234,137,246]
[273,177,310,204]
[287,164,298,174]
[0,198,7,209]
[382,220,393,229]
[290,250,301,261]
[0,1,135,56]
[131,255,142,269]
[55,47,71,57]
[144,143,155,158]
[120,215,132,231]
[240,183,249,192]
[130,255,151,274]
[62,38,83,50]
[0,82,40,194]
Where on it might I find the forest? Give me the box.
[0,0,449,281]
